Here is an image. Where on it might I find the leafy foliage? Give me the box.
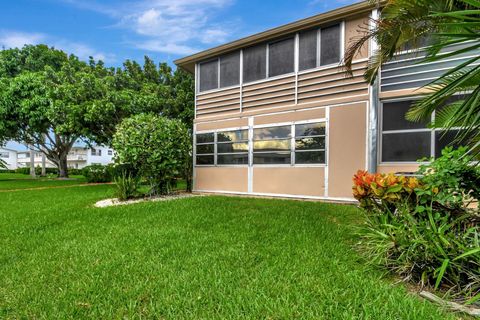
[81,164,112,183]
[344,0,480,156]
[353,148,480,302]
[114,172,141,201]
[112,114,191,196]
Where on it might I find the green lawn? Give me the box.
[0,181,457,319]
[0,173,86,190]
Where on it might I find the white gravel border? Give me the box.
[94,192,198,208]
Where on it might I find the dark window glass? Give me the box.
[253,126,291,140]
[217,130,248,142]
[320,24,340,66]
[268,37,295,77]
[253,152,291,164]
[253,140,290,152]
[199,60,218,92]
[217,142,248,153]
[299,29,318,71]
[295,123,325,137]
[295,151,325,164]
[196,155,214,165]
[217,154,249,165]
[220,52,240,88]
[295,137,325,150]
[243,44,267,83]
[383,101,428,131]
[196,133,214,144]
[435,130,472,158]
[382,132,431,162]
[197,144,214,154]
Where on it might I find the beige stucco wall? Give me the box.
[328,102,367,198]
[196,118,248,131]
[345,15,369,60]
[377,164,421,174]
[254,108,326,125]
[194,167,248,192]
[252,167,325,197]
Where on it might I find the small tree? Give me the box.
[112,114,191,195]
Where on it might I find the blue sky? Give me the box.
[2,0,359,151]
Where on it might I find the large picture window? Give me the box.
[381,99,469,162]
[295,122,326,164]
[253,125,292,164]
[217,129,249,165]
[196,133,215,165]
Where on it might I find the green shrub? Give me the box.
[15,167,31,175]
[353,148,480,302]
[81,164,112,183]
[114,172,141,201]
[112,114,191,196]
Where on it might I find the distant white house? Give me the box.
[9,144,115,170]
[0,147,18,170]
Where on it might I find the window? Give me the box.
[295,123,326,164]
[196,133,215,165]
[320,24,341,66]
[91,148,101,156]
[381,99,470,162]
[220,52,240,88]
[199,59,218,92]
[299,29,318,71]
[243,44,267,83]
[268,37,295,77]
[108,150,113,156]
[0,152,9,158]
[217,130,248,165]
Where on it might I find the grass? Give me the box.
[0,173,87,190]
[0,181,459,319]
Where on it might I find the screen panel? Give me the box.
[243,44,267,83]
[199,60,218,92]
[220,51,240,88]
[299,29,318,71]
[320,24,341,66]
[268,37,295,77]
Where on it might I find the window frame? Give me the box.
[379,97,467,164]
[196,20,345,93]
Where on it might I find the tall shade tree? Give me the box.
[344,0,479,157]
[0,45,194,177]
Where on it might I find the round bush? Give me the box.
[112,114,191,195]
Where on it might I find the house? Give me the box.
[0,147,18,170]
[16,145,115,170]
[175,1,467,201]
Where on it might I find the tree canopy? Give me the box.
[0,44,194,176]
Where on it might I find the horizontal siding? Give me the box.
[196,87,241,118]
[241,76,296,111]
[381,42,480,92]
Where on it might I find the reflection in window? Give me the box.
[196,132,215,165]
[295,122,326,164]
[217,129,249,165]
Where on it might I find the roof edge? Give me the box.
[174,1,374,73]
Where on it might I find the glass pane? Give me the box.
[382,132,431,162]
[320,24,340,66]
[196,155,214,165]
[217,142,249,153]
[253,126,291,140]
[435,130,471,158]
[295,122,325,137]
[196,133,214,144]
[220,51,240,88]
[217,154,249,165]
[243,44,267,83]
[299,29,318,71]
[295,137,325,150]
[295,151,325,164]
[253,152,291,165]
[268,37,295,77]
[254,139,290,152]
[199,60,218,92]
[196,144,214,154]
[217,130,248,142]
[383,101,428,131]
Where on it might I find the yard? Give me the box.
[0,178,457,319]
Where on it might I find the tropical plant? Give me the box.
[112,114,191,196]
[0,158,7,170]
[344,0,480,156]
[353,149,480,302]
[114,172,141,201]
[82,164,112,183]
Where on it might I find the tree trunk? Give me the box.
[29,145,36,178]
[58,155,68,178]
[41,153,46,176]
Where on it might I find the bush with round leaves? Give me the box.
[112,114,191,195]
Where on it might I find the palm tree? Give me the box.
[344,0,479,157]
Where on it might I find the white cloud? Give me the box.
[59,0,236,55]
[0,31,46,49]
[0,30,115,63]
